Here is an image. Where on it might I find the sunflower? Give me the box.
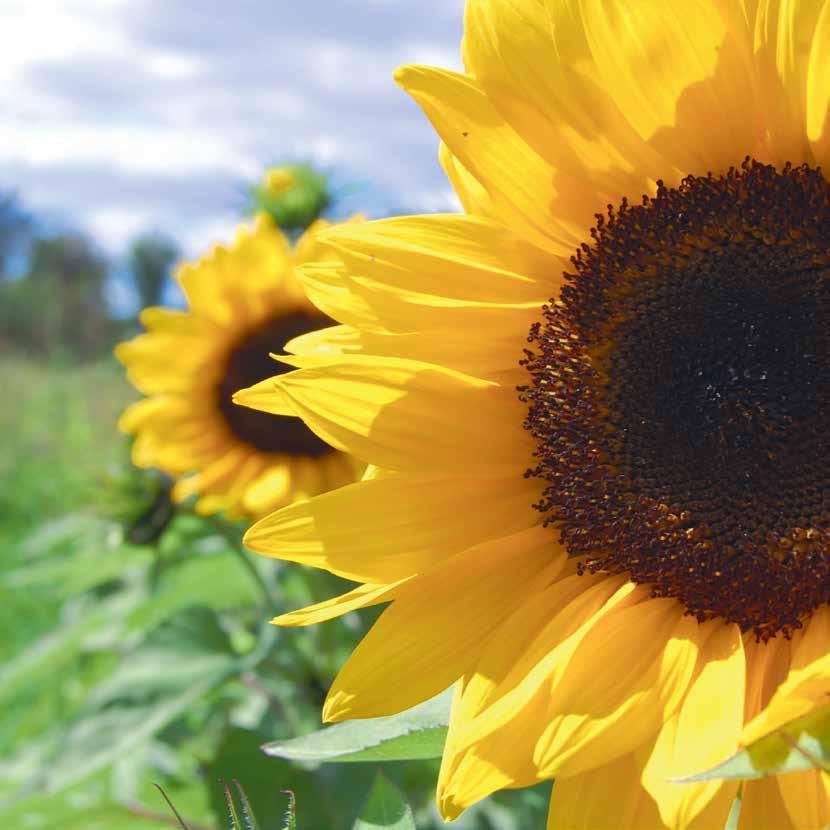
[117,215,361,518]
[235,2,830,827]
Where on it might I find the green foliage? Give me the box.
[1,358,551,830]
[263,690,450,764]
[127,232,180,310]
[354,774,416,830]
[250,164,332,233]
[683,704,830,782]
[282,790,297,830]
[0,233,115,360]
[0,358,134,661]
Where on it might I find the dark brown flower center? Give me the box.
[217,311,331,456]
[523,160,830,638]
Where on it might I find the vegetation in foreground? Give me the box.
[0,355,550,829]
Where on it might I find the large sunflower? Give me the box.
[235,2,830,827]
[117,215,361,518]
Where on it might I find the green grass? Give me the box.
[0,356,135,658]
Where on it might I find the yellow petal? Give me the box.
[750,0,824,166]
[138,306,203,334]
[236,356,535,475]
[233,376,297,416]
[118,396,180,434]
[463,0,667,227]
[274,579,408,627]
[439,141,494,216]
[806,0,830,159]
[739,777,797,830]
[777,769,830,830]
[297,259,542,339]
[244,472,541,583]
[323,525,563,720]
[438,576,633,817]
[790,604,830,671]
[742,633,793,723]
[316,213,557,305]
[741,651,830,747]
[547,753,665,830]
[241,466,292,515]
[395,64,579,255]
[436,575,588,818]
[533,598,700,779]
[580,0,764,172]
[172,447,250,503]
[286,323,530,381]
[643,622,744,828]
[295,261,385,332]
[581,0,723,141]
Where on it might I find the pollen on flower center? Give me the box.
[217,311,331,456]
[522,160,830,638]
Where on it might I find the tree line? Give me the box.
[0,191,179,362]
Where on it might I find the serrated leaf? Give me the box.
[223,779,243,830]
[281,790,296,830]
[353,773,416,830]
[681,703,830,781]
[206,727,374,830]
[232,780,260,830]
[262,689,451,763]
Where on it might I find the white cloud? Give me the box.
[145,50,203,80]
[0,0,466,252]
[86,206,154,253]
[0,122,255,176]
[413,188,463,214]
[0,1,130,83]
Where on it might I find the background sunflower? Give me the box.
[117,214,363,518]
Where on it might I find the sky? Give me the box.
[1,0,465,259]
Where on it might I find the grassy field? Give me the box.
[0,357,136,658]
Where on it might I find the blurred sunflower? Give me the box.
[117,215,361,518]
[235,1,830,827]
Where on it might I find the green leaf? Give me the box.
[262,689,451,764]
[7,515,152,596]
[89,606,235,704]
[205,727,374,830]
[281,790,297,830]
[223,779,243,830]
[40,608,240,793]
[0,590,140,707]
[353,773,416,830]
[44,677,220,793]
[124,553,258,633]
[681,704,830,781]
[232,780,260,830]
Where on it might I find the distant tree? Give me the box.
[0,232,112,360]
[127,232,180,310]
[0,191,32,279]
